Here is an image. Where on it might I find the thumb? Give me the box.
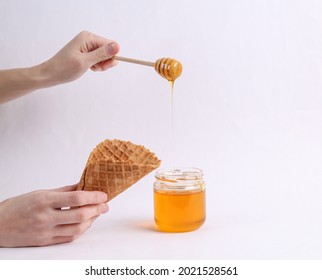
[86,42,119,66]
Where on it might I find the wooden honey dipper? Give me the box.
[114,56,182,82]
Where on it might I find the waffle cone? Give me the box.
[77,139,161,201]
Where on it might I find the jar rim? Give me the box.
[155,167,203,182]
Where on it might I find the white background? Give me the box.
[0,0,322,259]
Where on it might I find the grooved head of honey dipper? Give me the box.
[155,58,182,82]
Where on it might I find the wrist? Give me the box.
[29,62,55,89]
[0,66,52,104]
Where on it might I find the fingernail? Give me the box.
[108,42,118,55]
[102,203,109,213]
[101,192,108,202]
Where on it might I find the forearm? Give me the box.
[0,63,51,104]
[0,32,119,105]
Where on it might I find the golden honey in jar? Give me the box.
[154,168,206,232]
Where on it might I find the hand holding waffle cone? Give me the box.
[77,139,161,201]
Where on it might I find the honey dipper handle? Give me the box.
[113,56,155,67]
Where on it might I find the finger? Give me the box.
[53,203,108,225]
[91,58,118,71]
[49,190,108,209]
[53,215,100,237]
[46,235,77,246]
[78,31,115,51]
[102,59,118,70]
[86,42,120,67]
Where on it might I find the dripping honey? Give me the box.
[170,80,175,166]
[153,168,206,233]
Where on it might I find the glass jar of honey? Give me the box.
[153,167,206,232]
